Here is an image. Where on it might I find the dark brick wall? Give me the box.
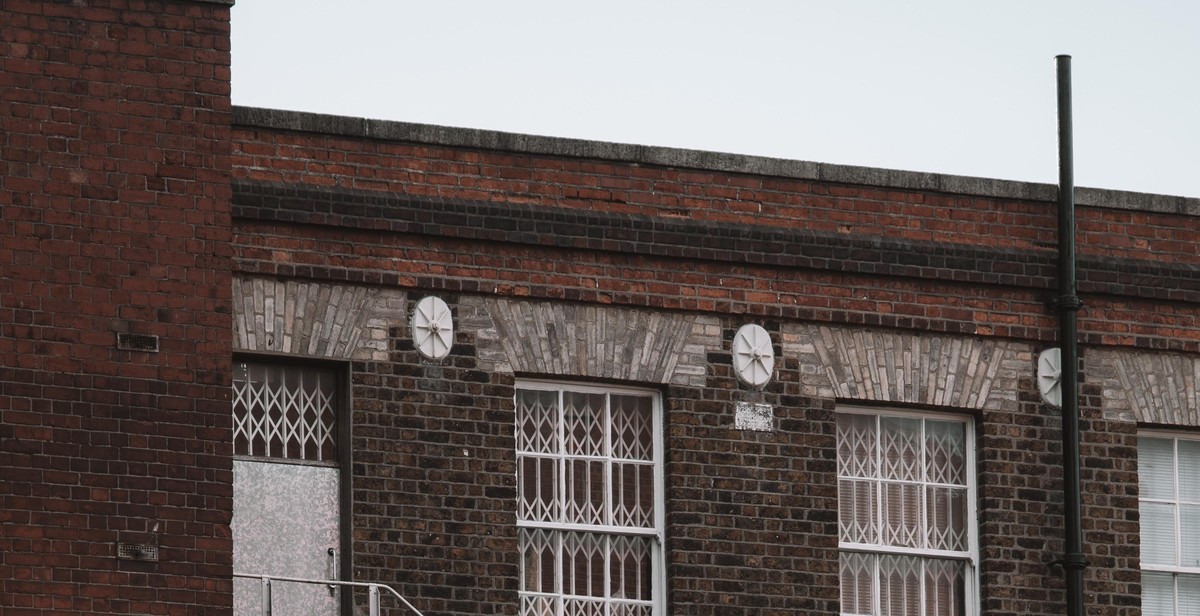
[0,1,233,614]
[665,320,839,615]
[343,309,842,616]
[350,308,519,615]
[1077,381,1141,616]
[978,371,1140,616]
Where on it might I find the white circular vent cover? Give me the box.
[412,296,453,360]
[732,323,775,387]
[1038,347,1062,408]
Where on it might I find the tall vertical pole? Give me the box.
[1056,54,1087,616]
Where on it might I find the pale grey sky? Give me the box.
[232,1,1199,198]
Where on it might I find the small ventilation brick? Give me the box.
[116,333,159,352]
[116,542,159,562]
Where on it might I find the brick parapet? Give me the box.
[232,107,1198,213]
[230,107,1200,355]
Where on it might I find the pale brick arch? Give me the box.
[1090,349,1200,426]
[785,324,1028,411]
[232,276,404,360]
[486,299,697,384]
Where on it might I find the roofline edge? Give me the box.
[231,106,1199,215]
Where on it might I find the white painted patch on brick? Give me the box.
[735,402,774,432]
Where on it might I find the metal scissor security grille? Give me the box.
[837,410,975,616]
[233,361,338,462]
[516,384,662,616]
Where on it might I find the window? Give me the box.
[516,382,664,616]
[1139,433,1200,616]
[837,408,977,616]
[233,361,339,462]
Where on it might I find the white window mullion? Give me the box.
[603,392,614,616]
[873,414,884,561]
[918,557,927,616]
[555,530,564,616]
[871,553,881,616]
[1173,574,1179,616]
[557,390,567,526]
[920,419,929,554]
[604,392,613,529]
[1173,438,1182,570]
[872,415,883,616]
[603,534,612,616]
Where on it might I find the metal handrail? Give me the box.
[233,572,425,616]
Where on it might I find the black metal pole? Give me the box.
[1056,53,1087,616]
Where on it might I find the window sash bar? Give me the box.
[517,520,660,537]
[839,542,972,561]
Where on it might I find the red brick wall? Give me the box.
[230,124,1200,352]
[228,126,1200,265]
[0,1,233,613]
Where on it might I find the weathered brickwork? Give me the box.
[232,275,406,360]
[786,325,1026,409]
[1090,348,1200,425]
[224,109,1177,616]
[230,174,1200,352]
[0,1,233,614]
[665,318,840,615]
[349,296,519,614]
[486,299,697,383]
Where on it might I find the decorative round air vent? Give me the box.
[732,323,775,387]
[1037,347,1062,408]
[412,296,453,360]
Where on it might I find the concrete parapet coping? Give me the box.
[233,106,1199,215]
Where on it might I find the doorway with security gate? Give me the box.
[231,360,351,616]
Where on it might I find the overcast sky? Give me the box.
[231,1,1200,199]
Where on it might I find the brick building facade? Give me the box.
[3,1,1199,615]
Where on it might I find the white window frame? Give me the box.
[1138,430,1200,616]
[515,380,666,616]
[836,405,980,616]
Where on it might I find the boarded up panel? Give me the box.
[233,460,340,616]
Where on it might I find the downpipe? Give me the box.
[1054,54,1087,616]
